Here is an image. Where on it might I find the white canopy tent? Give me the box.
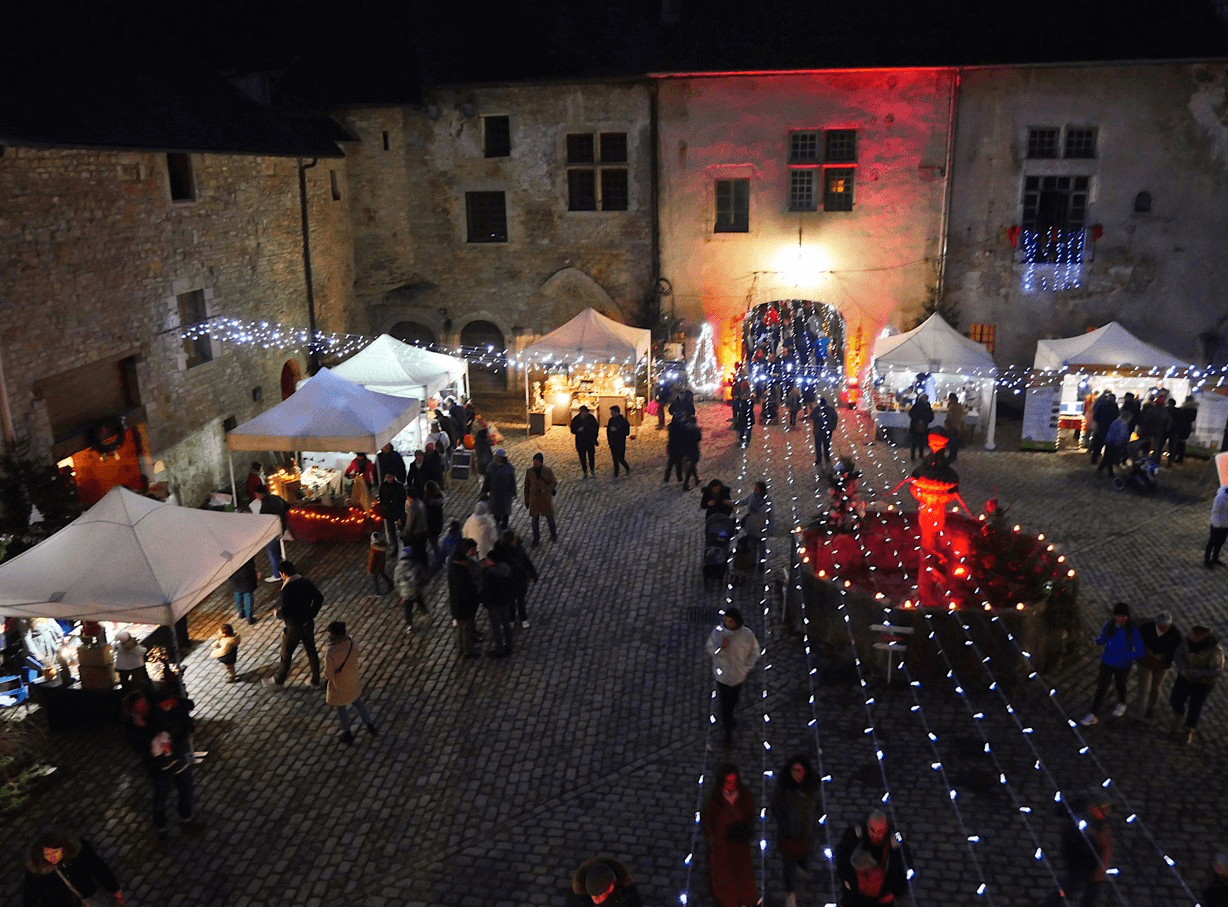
[0,486,280,626]
[519,308,652,427]
[331,333,469,402]
[225,367,419,499]
[872,313,999,449]
[1025,321,1193,451]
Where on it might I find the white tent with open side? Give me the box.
[872,313,999,448]
[1023,322,1194,451]
[0,486,280,626]
[519,307,653,430]
[330,333,469,402]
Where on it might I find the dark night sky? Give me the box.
[118,0,1228,106]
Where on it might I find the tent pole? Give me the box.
[985,381,998,450]
[227,450,238,510]
[524,362,531,439]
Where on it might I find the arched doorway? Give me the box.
[460,320,507,392]
[389,321,437,348]
[280,360,302,400]
[742,299,845,394]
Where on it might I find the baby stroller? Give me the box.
[1114,442,1159,493]
[703,513,737,591]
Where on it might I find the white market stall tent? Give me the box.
[331,333,468,402]
[1024,321,1193,451]
[871,313,999,449]
[520,308,652,430]
[225,367,419,500]
[0,486,280,627]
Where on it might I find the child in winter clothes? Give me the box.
[210,624,241,682]
[394,544,427,631]
[1080,602,1144,726]
[367,531,393,594]
[437,519,463,570]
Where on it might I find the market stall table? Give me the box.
[286,504,381,544]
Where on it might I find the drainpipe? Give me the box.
[298,158,320,373]
[649,80,661,323]
[935,70,960,304]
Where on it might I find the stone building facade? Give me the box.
[0,147,353,506]
[335,79,655,388]
[943,62,1228,366]
[654,69,958,373]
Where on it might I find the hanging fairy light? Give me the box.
[688,323,723,395]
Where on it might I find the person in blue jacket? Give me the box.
[1080,602,1144,726]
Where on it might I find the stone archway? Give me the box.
[460,320,507,392]
[389,321,437,348]
[742,299,846,386]
[529,267,621,330]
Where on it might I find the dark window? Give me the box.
[1027,127,1060,159]
[1134,191,1152,214]
[1020,175,1090,262]
[788,170,815,211]
[484,116,511,157]
[600,132,628,163]
[166,153,195,201]
[567,134,595,164]
[568,170,597,211]
[789,131,819,164]
[329,170,341,201]
[177,290,212,367]
[715,179,749,233]
[1064,127,1097,159]
[465,191,507,243]
[600,169,628,211]
[566,132,628,211]
[824,129,857,163]
[382,131,389,151]
[823,168,855,212]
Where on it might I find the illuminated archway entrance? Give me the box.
[460,320,506,392]
[742,299,845,394]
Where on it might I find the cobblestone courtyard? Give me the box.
[3,399,1225,906]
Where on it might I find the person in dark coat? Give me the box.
[473,427,493,477]
[680,416,702,491]
[569,855,643,907]
[268,561,324,687]
[447,539,481,659]
[1089,391,1118,465]
[377,443,406,485]
[421,443,446,489]
[702,764,758,907]
[701,480,734,518]
[908,394,934,461]
[1044,791,1113,907]
[811,396,838,469]
[23,828,126,907]
[228,557,259,625]
[448,398,469,439]
[570,405,600,478]
[481,448,517,530]
[664,415,687,485]
[406,450,427,496]
[1134,610,1181,719]
[834,809,911,907]
[378,471,407,541]
[423,480,445,565]
[123,685,197,842]
[480,548,515,657]
[606,405,632,477]
[494,529,538,628]
[252,486,289,579]
[1168,397,1197,464]
[771,755,818,907]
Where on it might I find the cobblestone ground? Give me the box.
[3,400,1225,906]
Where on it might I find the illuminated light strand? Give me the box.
[755,426,776,907]
[917,610,1066,896]
[980,613,1202,904]
[687,322,723,395]
[778,425,840,907]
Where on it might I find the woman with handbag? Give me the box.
[771,755,817,907]
[322,622,378,745]
[701,763,758,907]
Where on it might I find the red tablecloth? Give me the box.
[286,505,382,544]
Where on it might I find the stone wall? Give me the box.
[944,62,1228,366]
[0,147,353,506]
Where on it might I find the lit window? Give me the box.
[968,323,996,354]
[823,168,855,212]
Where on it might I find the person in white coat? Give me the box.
[462,500,499,559]
[706,607,760,746]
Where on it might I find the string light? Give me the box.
[687,323,723,395]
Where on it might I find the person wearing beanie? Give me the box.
[1134,611,1182,720]
[366,530,393,595]
[1080,603,1144,727]
[569,855,642,906]
[570,404,600,478]
[707,608,760,746]
[1170,625,1225,745]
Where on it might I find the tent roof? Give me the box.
[1032,321,1190,371]
[331,334,468,401]
[873,313,997,375]
[521,307,651,364]
[226,367,419,452]
[0,487,280,625]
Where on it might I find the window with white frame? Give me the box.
[1019,175,1089,263]
[1027,126,1097,160]
[788,128,857,212]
